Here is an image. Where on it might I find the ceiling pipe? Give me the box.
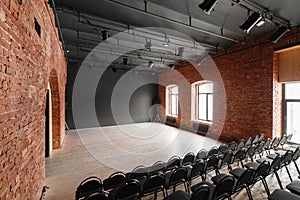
[107,0,239,43]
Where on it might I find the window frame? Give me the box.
[166,85,179,117]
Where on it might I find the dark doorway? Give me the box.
[45,89,50,157]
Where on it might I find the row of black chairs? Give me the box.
[269,180,300,200]
[76,133,296,199]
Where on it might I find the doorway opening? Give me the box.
[45,83,53,157]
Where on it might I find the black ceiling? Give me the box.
[53,0,300,70]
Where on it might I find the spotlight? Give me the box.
[239,12,262,33]
[177,47,184,56]
[145,40,152,49]
[269,26,290,43]
[256,18,265,27]
[199,0,219,15]
[148,61,154,68]
[123,57,128,65]
[163,35,170,47]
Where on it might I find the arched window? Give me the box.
[166,85,179,116]
[191,81,213,122]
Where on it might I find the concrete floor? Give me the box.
[45,123,300,200]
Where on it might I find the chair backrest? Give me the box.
[212,175,235,200]
[196,149,208,160]
[190,160,206,179]
[279,134,287,145]
[218,144,228,155]
[166,155,181,171]
[293,147,300,161]
[282,150,293,165]
[86,191,109,200]
[190,184,210,200]
[208,146,218,158]
[234,148,246,161]
[287,134,293,142]
[113,179,141,200]
[76,176,103,200]
[235,168,253,191]
[252,135,259,144]
[142,172,165,195]
[271,137,280,149]
[237,139,245,150]
[182,152,195,166]
[263,138,271,150]
[270,155,282,171]
[103,172,126,191]
[126,165,148,181]
[227,141,237,151]
[258,133,265,142]
[169,167,188,186]
[255,142,264,154]
[150,161,165,174]
[206,154,219,170]
[245,137,252,147]
[220,150,233,166]
[246,145,256,157]
[253,161,270,181]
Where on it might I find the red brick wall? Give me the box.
[0,0,67,199]
[158,27,300,142]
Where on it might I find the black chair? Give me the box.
[252,135,259,144]
[182,152,196,166]
[103,172,127,192]
[256,154,283,189]
[191,174,235,200]
[109,179,141,200]
[229,168,254,200]
[271,137,280,150]
[245,160,270,195]
[245,137,252,148]
[150,161,166,174]
[196,149,208,161]
[165,156,181,172]
[76,176,103,200]
[237,139,245,151]
[268,189,300,200]
[208,146,219,158]
[141,172,165,199]
[227,141,237,152]
[245,145,256,162]
[164,167,189,195]
[217,150,234,171]
[292,147,300,178]
[126,165,148,181]
[86,191,109,200]
[204,154,220,180]
[188,159,206,186]
[218,144,228,155]
[287,134,293,143]
[163,184,210,200]
[263,138,272,155]
[258,133,265,142]
[233,148,246,168]
[287,181,300,196]
[279,134,287,148]
[254,141,264,158]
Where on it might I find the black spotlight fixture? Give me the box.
[199,0,219,15]
[269,26,290,43]
[101,30,109,41]
[239,12,262,33]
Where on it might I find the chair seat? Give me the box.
[267,154,277,160]
[287,181,300,196]
[245,162,259,170]
[211,174,227,184]
[230,168,246,178]
[256,157,272,164]
[163,190,190,200]
[191,181,212,193]
[268,189,300,200]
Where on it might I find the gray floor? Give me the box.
[45,122,300,200]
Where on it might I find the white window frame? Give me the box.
[166,85,179,117]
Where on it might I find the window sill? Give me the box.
[166,114,178,118]
[191,119,212,126]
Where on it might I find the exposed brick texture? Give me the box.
[158,27,300,142]
[0,0,67,199]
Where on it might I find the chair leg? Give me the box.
[245,186,253,200]
[240,161,244,168]
[154,191,157,200]
[293,161,300,178]
[173,185,176,193]
[261,178,270,196]
[285,165,293,182]
[274,171,283,189]
[228,196,232,200]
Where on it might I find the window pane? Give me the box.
[286,83,300,99]
[198,94,207,120]
[171,86,178,94]
[208,94,213,121]
[286,102,300,143]
[171,95,177,115]
[198,82,213,93]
